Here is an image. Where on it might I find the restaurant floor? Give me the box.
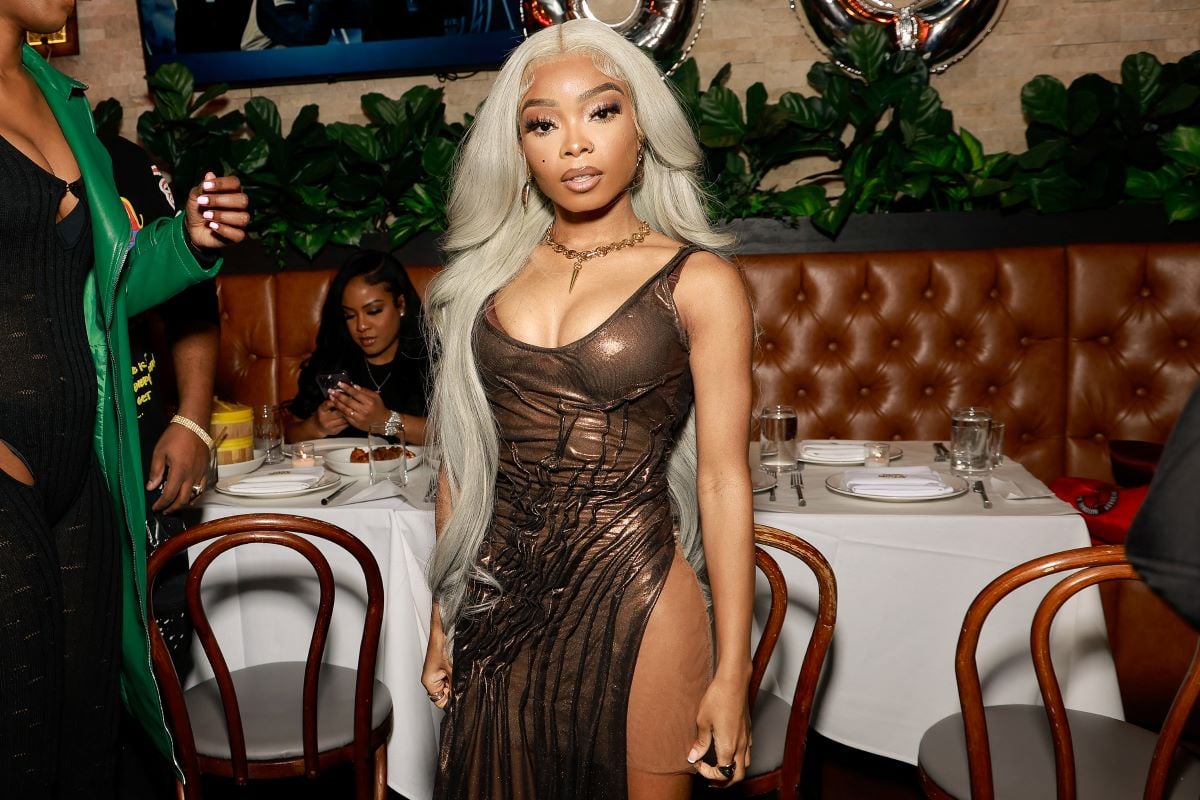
[200,732,923,798]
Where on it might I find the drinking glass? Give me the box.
[988,421,1006,469]
[950,407,992,476]
[316,371,352,397]
[864,442,891,467]
[759,405,798,471]
[367,423,408,488]
[254,404,285,465]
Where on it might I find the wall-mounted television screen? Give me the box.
[136,0,523,86]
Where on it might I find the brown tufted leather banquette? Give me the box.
[215,242,1200,485]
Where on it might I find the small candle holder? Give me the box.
[291,441,316,468]
[864,442,891,466]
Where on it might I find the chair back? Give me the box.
[146,513,386,786]
[749,523,838,796]
[953,544,1200,800]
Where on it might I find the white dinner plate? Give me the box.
[216,450,267,479]
[323,445,424,477]
[215,471,340,499]
[824,471,969,502]
[798,445,904,466]
[751,470,777,494]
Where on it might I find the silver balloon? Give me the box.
[790,0,1008,74]
[521,1,707,76]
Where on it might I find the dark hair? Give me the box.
[290,251,429,419]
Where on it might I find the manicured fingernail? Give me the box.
[203,210,214,220]
[209,221,219,230]
[203,181,215,190]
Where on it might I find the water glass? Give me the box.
[254,404,284,464]
[950,407,993,476]
[759,405,798,471]
[367,424,408,488]
[988,421,1006,469]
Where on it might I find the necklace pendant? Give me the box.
[569,261,583,293]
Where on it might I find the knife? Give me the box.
[320,482,354,505]
[973,480,992,509]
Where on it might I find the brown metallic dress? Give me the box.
[435,246,713,799]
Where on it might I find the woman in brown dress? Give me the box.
[421,19,754,799]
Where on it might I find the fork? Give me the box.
[790,470,807,507]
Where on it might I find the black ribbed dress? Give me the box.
[0,138,123,798]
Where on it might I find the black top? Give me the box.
[1127,383,1200,631]
[0,135,96,514]
[291,351,429,436]
[105,136,220,475]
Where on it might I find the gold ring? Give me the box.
[190,484,204,496]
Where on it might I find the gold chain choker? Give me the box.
[543,220,652,293]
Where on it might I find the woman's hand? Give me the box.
[185,172,250,249]
[421,624,453,709]
[313,400,349,437]
[329,383,390,431]
[687,673,752,784]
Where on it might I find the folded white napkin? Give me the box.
[989,476,1054,500]
[800,440,869,459]
[842,466,955,497]
[229,467,325,494]
[336,479,408,506]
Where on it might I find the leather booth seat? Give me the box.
[215,243,1200,485]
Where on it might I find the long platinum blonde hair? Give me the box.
[426,18,734,640]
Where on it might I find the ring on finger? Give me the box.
[190,483,204,497]
[717,763,735,780]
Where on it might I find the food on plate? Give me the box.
[349,446,414,463]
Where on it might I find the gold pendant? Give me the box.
[569,260,583,292]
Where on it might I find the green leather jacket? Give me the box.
[24,45,220,764]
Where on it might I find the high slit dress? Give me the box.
[435,246,713,799]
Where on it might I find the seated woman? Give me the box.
[286,251,429,444]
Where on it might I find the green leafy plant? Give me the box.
[129,64,465,262]
[1010,51,1200,215]
[668,59,840,221]
[118,43,1199,262]
[135,64,247,194]
[801,26,1016,234]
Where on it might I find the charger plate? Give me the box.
[825,472,969,502]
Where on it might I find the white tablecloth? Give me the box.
[187,466,441,800]
[751,442,1123,763]
[182,443,1123,797]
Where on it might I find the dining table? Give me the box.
[751,441,1123,764]
[183,440,1123,799]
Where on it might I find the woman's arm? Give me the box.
[675,252,756,784]
[283,401,349,443]
[328,383,428,445]
[422,465,454,707]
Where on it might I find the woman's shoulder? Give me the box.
[672,247,739,286]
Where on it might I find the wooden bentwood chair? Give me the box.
[146,514,393,800]
[918,544,1200,799]
[704,524,837,800]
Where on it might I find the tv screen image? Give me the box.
[137,0,523,86]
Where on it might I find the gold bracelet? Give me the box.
[170,414,214,449]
